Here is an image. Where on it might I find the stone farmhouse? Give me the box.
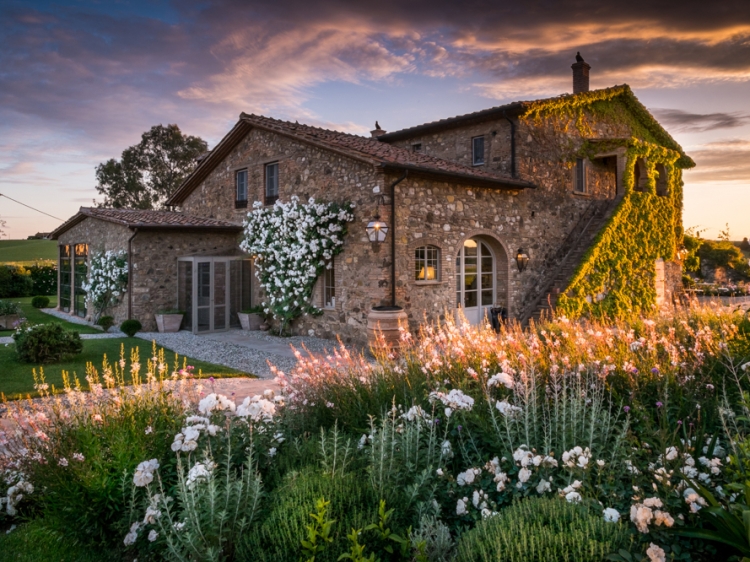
[50,56,694,343]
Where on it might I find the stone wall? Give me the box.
[56,217,240,331]
[130,230,241,331]
[56,217,132,324]
[173,103,680,344]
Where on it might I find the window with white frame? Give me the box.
[265,162,279,205]
[323,260,336,308]
[414,245,439,281]
[574,158,587,193]
[235,168,248,207]
[472,136,485,166]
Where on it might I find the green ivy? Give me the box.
[556,139,684,318]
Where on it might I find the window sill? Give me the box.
[235,200,248,209]
[413,280,444,286]
[571,191,591,197]
[472,162,485,167]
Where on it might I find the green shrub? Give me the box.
[0,519,118,562]
[0,265,33,298]
[0,300,21,315]
[455,497,628,562]
[97,315,115,332]
[30,295,50,309]
[27,263,57,296]
[120,319,142,337]
[239,469,379,562]
[13,323,82,363]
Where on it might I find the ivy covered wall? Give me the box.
[520,87,694,319]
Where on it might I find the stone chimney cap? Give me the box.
[371,121,387,138]
[571,52,591,94]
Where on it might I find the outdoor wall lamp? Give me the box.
[515,248,530,272]
[366,195,389,243]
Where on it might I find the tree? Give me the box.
[95,124,208,209]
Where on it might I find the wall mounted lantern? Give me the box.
[366,195,389,243]
[515,248,530,272]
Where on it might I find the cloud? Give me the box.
[684,139,750,183]
[652,109,750,132]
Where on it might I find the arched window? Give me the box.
[415,245,440,281]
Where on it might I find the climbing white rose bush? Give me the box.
[82,250,128,319]
[240,196,354,333]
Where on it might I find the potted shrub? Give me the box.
[155,310,184,333]
[0,301,22,330]
[237,305,265,331]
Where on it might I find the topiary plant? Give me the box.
[97,315,115,333]
[13,323,83,364]
[455,497,628,562]
[120,319,142,337]
[31,295,50,309]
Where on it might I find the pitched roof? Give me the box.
[378,85,694,168]
[49,207,242,240]
[166,115,535,205]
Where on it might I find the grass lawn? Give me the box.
[0,239,57,263]
[0,337,251,399]
[0,296,101,337]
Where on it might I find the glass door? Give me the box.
[192,258,230,333]
[456,238,495,325]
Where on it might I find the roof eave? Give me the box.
[126,224,242,232]
[378,103,526,142]
[379,163,536,190]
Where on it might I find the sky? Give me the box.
[1,0,750,240]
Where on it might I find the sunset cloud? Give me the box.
[1,0,749,237]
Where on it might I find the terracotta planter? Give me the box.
[238,312,263,331]
[367,306,408,351]
[0,314,21,330]
[155,313,184,333]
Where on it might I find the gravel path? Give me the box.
[135,330,350,379]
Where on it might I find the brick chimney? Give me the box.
[370,121,386,138]
[571,52,590,94]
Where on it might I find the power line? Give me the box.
[0,193,65,222]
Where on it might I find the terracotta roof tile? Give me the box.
[50,208,241,239]
[242,114,530,185]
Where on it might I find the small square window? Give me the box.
[235,168,248,207]
[472,136,485,166]
[415,245,440,281]
[265,162,279,205]
[412,143,422,152]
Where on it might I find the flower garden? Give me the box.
[2,306,750,562]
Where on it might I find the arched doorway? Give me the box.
[456,237,497,325]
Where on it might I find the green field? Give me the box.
[0,239,57,263]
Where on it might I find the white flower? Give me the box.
[665,446,678,461]
[631,504,654,533]
[518,467,532,484]
[495,400,522,417]
[536,480,551,494]
[148,530,158,542]
[198,393,236,415]
[456,498,468,516]
[133,459,159,487]
[646,543,666,562]
[457,468,481,486]
[487,372,514,388]
[268,447,277,457]
[603,508,620,523]
[565,491,582,503]
[124,522,141,546]
[236,395,276,421]
[441,440,453,458]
